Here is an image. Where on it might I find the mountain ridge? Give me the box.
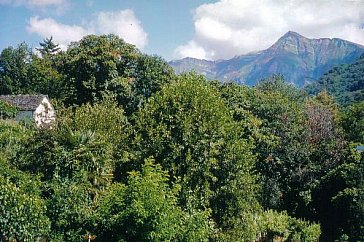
[169,31,364,86]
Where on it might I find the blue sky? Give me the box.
[1,0,364,60]
[0,0,216,60]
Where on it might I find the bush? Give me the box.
[45,177,93,241]
[0,100,18,119]
[0,175,50,241]
[94,159,213,241]
[258,210,321,241]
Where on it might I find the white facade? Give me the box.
[34,97,56,128]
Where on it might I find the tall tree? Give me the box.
[36,36,61,58]
[340,101,364,143]
[60,34,140,105]
[312,150,364,241]
[131,73,260,240]
[0,43,32,94]
[28,54,65,99]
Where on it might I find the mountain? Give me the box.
[169,31,364,87]
[305,54,364,106]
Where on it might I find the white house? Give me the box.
[0,95,56,128]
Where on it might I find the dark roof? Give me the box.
[0,95,48,111]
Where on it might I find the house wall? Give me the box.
[34,98,56,128]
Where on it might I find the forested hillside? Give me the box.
[306,54,364,106]
[0,35,363,241]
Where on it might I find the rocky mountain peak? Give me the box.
[270,31,310,53]
[169,32,364,87]
[284,31,304,37]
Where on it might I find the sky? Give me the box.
[0,0,364,61]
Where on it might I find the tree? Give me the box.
[56,99,129,146]
[0,39,65,99]
[305,54,364,106]
[45,176,93,241]
[340,101,364,143]
[36,36,61,58]
[59,34,174,113]
[219,77,346,224]
[312,150,364,241]
[12,100,130,200]
[0,159,50,241]
[130,54,174,112]
[95,160,213,241]
[257,209,321,241]
[60,34,140,105]
[131,73,260,240]
[28,54,65,100]
[0,43,32,94]
[104,54,174,115]
[243,78,347,222]
[244,77,309,213]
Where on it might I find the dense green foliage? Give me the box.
[0,43,32,94]
[131,73,260,240]
[0,35,363,241]
[339,101,364,143]
[0,158,50,241]
[218,76,360,241]
[0,100,18,119]
[258,210,321,241]
[305,54,364,106]
[95,160,212,242]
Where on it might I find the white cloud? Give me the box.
[26,9,148,50]
[174,0,364,60]
[174,40,214,60]
[27,16,91,49]
[93,10,148,49]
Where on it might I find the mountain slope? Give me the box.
[169,31,364,87]
[169,57,217,80]
[305,54,364,106]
